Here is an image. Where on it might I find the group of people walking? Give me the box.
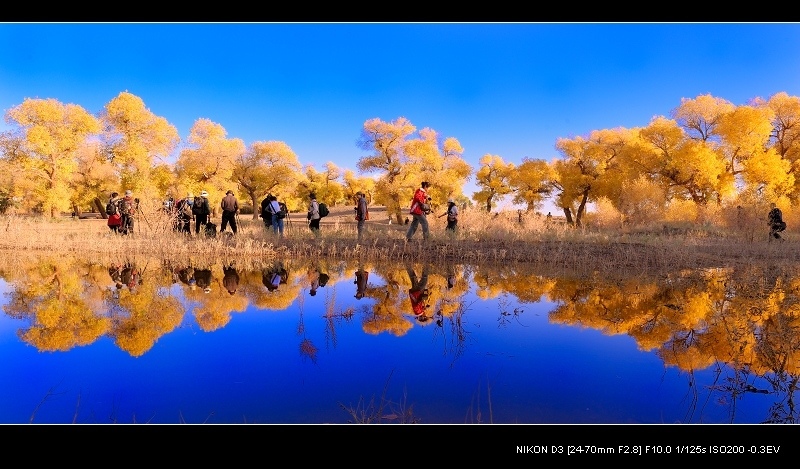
[105,182,461,241]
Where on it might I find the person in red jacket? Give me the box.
[406,181,431,242]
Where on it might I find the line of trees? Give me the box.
[3,91,800,226]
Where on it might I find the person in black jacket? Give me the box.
[768,202,787,241]
[260,194,273,229]
[192,190,211,235]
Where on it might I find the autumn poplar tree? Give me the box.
[403,128,471,209]
[175,118,245,211]
[4,98,101,217]
[101,92,179,201]
[509,157,554,212]
[357,117,417,224]
[473,154,515,213]
[231,140,303,218]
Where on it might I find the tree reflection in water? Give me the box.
[1,253,799,423]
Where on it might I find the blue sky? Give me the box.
[2,22,800,205]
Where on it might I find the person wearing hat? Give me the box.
[174,192,195,234]
[119,190,137,235]
[354,191,369,243]
[406,181,431,242]
[307,192,321,238]
[220,190,239,235]
[192,190,211,235]
[439,198,458,237]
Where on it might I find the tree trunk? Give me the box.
[94,197,108,219]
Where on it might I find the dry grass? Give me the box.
[1,203,797,277]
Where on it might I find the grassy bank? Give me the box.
[1,204,797,278]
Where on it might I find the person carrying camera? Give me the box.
[406,181,431,242]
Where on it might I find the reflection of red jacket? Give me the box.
[409,188,428,216]
[409,289,426,315]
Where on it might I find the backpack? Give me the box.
[192,197,209,216]
[106,200,118,216]
[318,203,329,218]
[119,197,136,216]
[276,202,288,219]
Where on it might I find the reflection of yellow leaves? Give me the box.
[363,314,413,336]
[5,257,110,351]
[194,308,231,332]
[113,279,183,357]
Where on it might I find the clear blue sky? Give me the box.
[2,22,800,206]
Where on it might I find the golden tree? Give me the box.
[341,169,376,205]
[4,98,101,217]
[356,117,417,224]
[509,157,554,212]
[232,140,303,218]
[175,118,246,212]
[101,91,179,201]
[473,154,514,213]
[403,128,471,210]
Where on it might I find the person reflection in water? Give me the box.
[262,263,286,292]
[194,267,213,294]
[120,263,141,292]
[223,265,240,295]
[109,263,124,290]
[406,263,430,321]
[307,267,320,296]
[177,266,195,289]
[354,266,369,300]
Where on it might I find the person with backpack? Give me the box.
[355,191,369,243]
[106,192,122,233]
[192,190,211,235]
[406,181,431,242]
[220,190,239,235]
[119,190,137,236]
[260,194,273,229]
[439,199,458,237]
[768,202,787,241]
[267,195,285,238]
[307,192,321,238]
[174,193,194,234]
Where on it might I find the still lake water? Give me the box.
[0,253,796,426]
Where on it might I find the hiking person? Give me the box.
[406,181,431,242]
[355,191,369,242]
[119,190,137,236]
[260,194,273,229]
[768,202,787,241]
[220,190,239,235]
[307,192,321,238]
[406,262,430,321]
[267,195,285,237]
[439,199,458,236]
[106,192,122,233]
[192,190,211,235]
[175,193,194,234]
